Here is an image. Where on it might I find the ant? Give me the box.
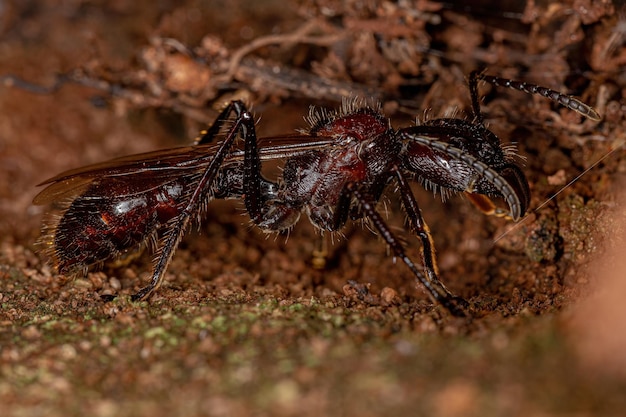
[33,71,599,316]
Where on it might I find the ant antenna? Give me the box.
[493,136,625,244]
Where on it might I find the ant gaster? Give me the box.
[34,71,599,316]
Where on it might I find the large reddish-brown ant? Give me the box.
[34,71,599,316]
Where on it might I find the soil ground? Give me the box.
[1,1,626,416]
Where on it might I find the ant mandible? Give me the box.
[34,71,600,316]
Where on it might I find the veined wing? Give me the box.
[33,134,335,205]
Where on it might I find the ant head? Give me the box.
[401,118,530,219]
[423,118,511,167]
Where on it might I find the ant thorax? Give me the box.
[280,103,400,232]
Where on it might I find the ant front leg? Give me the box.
[132,101,256,301]
[393,169,442,284]
[343,181,468,317]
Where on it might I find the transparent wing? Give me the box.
[34,134,335,205]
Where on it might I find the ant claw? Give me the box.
[442,295,471,317]
[130,288,150,302]
[99,294,117,302]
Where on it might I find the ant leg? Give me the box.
[195,101,249,145]
[132,101,255,301]
[469,70,600,121]
[311,234,329,269]
[343,181,468,317]
[392,169,469,312]
[392,170,441,281]
[239,114,303,231]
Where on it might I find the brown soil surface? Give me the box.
[1,1,625,416]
